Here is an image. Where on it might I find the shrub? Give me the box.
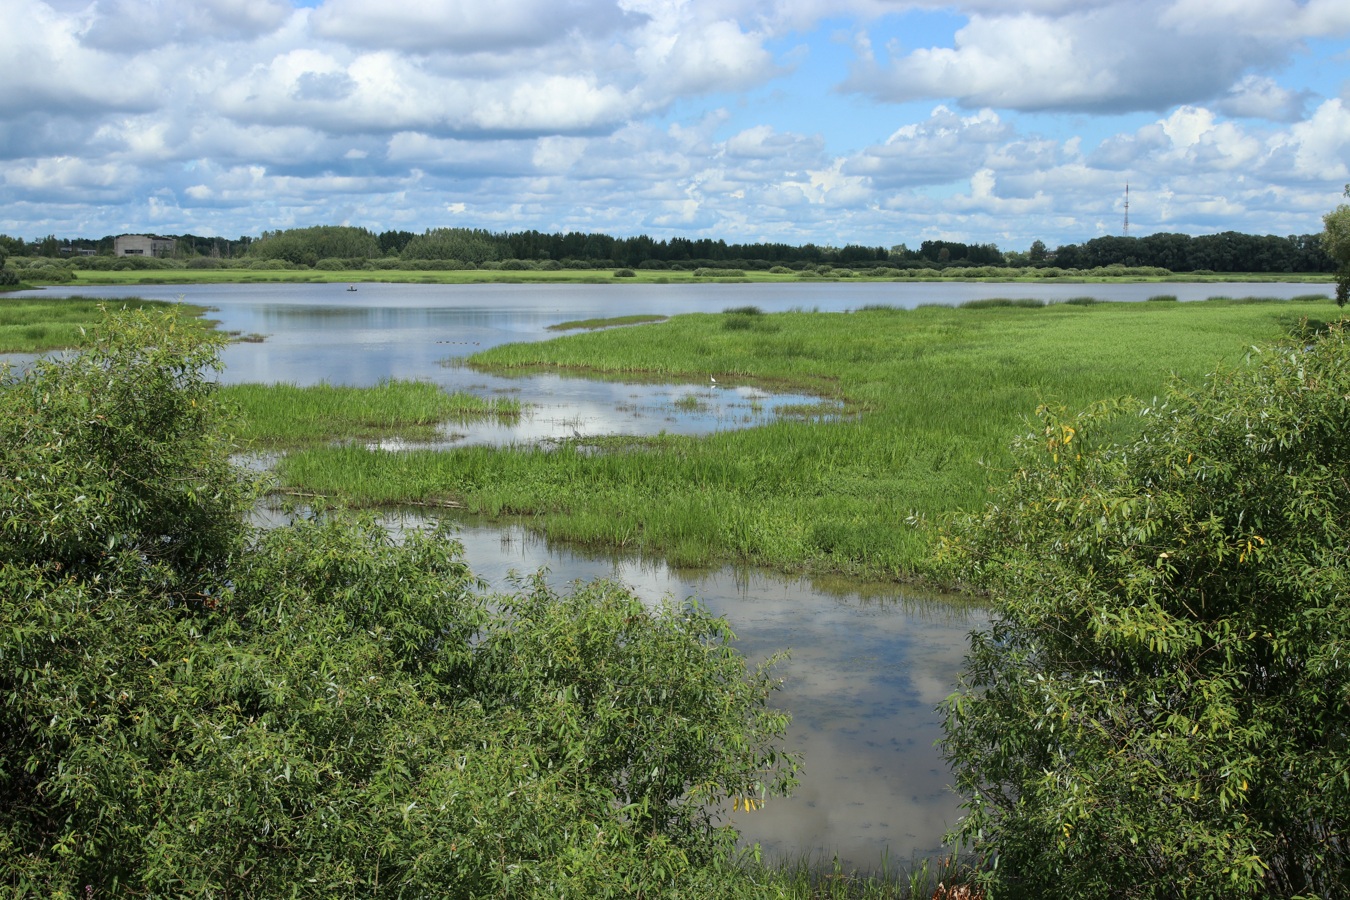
[939,322,1350,899]
[613,268,637,277]
[0,310,796,896]
[959,297,1045,309]
[25,266,76,283]
[1323,191,1350,306]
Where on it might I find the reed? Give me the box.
[274,297,1338,582]
[548,314,668,331]
[0,296,208,351]
[226,380,520,448]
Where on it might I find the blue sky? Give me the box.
[2,0,1348,251]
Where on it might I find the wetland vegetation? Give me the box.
[0,295,208,352]
[225,380,521,449]
[274,295,1332,582]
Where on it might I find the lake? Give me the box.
[11,279,1329,870]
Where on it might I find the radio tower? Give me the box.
[1123,183,1130,236]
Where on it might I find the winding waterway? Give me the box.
[12,279,1331,870]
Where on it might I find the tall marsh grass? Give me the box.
[0,296,208,352]
[275,298,1337,582]
[227,380,520,448]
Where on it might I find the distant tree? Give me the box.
[1028,239,1047,264]
[1322,186,1350,306]
[401,228,504,265]
[837,244,887,264]
[249,226,381,266]
[378,229,416,255]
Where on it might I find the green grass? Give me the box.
[746,851,978,899]
[270,297,1341,583]
[548,314,668,331]
[959,297,1046,309]
[0,295,210,352]
[225,380,521,449]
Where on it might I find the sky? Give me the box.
[2,0,1349,251]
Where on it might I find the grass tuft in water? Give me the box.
[959,297,1045,309]
[228,380,520,449]
[548,314,667,331]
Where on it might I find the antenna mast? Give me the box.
[1123,183,1130,236]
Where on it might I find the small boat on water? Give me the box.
[346,285,358,291]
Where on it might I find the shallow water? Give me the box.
[404,517,986,870]
[16,281,1328,444]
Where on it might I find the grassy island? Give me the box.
[0,295,209,352]
[273,295,1336,583]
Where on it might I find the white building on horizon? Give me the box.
[114,234,176,257]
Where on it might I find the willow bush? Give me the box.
[0,310,796,897]
[939,322,1350,898]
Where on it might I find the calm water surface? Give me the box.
[15,280,1325,868]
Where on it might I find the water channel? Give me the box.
[11,279,1331,870]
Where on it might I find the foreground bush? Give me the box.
[940,322,1350,898]
[0,311,796,897]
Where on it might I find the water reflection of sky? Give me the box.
[207,285,846,441]
[429,518,988,871]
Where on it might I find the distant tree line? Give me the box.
[0,226,1337,274]
[1049,231,1331,273]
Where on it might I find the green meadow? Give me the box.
[224,380,521,449]
[274,296,1338,582]
[0,295,209,352]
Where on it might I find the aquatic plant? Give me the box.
[277,299,1310,582]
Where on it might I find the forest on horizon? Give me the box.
[0,225,1336,275]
